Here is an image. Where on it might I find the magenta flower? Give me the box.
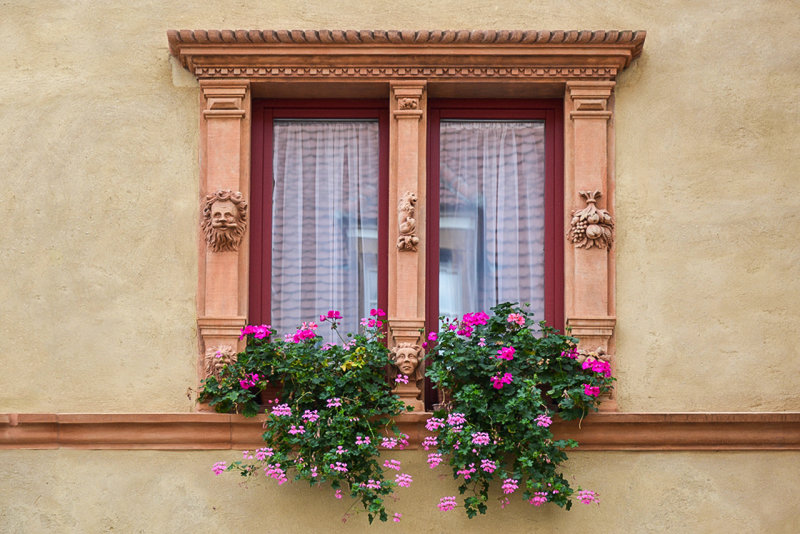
[478,337,486,347]
[329,461,349,473]
[383,459,401,471]
[576,489,600,504]
[212,461,227,475]
[380,437,398,449]
[425,417,445,431]
[355,435,371,446]
[529,491,548,506]
[502,478,519,494]
[239,373,259,389]
[427,453,443,469]
[264,463,288,485]
[326,397,342,408]
[270,403,292,416]
[583,384,600,397]
[470,432,490,446]
[428,331,438,341]
[320,310,342,321]
[535,414,553,428]
[561,346,578,359]
[334,445,348,455]
[584,359,612,377]
[359,479,382,490]
[507,313,525,326]
[456,463,477,479]
[255,447,274,461]
[438,496,457,511]
[462,311,489,326]
[447,413,467,426]
[288,424,305,435]
[239,324,272,340]
[480,459,497,473]
[360,317,383,328]
[422,436,438,450]
[395,374,409,384]
[395,473,413,487]
[334,489,343,499]
[393,513,402,522]
[496,346,515,361]
[301,409,319,423]
[490,372,514,389]
[370,308,386,317]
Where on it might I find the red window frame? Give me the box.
[249,100,390,326]
[425,99,564,405]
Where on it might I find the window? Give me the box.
[249,100,389,339]
[173,29,644,411]
[426,100,564,331]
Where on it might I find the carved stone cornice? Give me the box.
[168,30,645,81]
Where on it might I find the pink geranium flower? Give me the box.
[438,496,457,511]
[583,384,600,397]
[496,346,515,360]
[507,313,525,326]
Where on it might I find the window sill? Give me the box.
[3,412,800,451]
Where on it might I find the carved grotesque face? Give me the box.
[393,347,419,376]
[211,200,238,230]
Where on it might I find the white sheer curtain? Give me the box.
[271,120,379,340]
[439,120,546,320]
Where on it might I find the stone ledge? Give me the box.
[2,412,799,451]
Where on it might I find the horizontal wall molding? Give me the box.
[1,412,799,451]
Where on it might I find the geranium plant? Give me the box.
[424,302,614,517]
[200,309,411,523]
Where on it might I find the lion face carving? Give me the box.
[201,190,248,252]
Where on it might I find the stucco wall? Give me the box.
[1,1,799,531]
[3,450,799,533]
[1,1,798,413]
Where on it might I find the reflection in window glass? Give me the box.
[439,120,545,320]
[271,120,379,339]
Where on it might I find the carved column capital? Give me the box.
[567,81,614,120]
[391,81,425,120]
[200,79,248,119]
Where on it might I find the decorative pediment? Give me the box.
[167,29,645,81]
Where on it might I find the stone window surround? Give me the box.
[168,29,647,412]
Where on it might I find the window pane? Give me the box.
[271,120,379,339]
[439,120,546,320]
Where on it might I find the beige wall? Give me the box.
[3,0,798,413]
[1,1,799,531]
[2,449,799,533]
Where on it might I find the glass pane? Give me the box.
[439,120,546,321]
[271,120,379,339]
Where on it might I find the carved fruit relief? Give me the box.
[568,190,613,250]
[396,191,420,251]
[201,190,248,252]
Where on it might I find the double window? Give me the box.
[250,99,562,337]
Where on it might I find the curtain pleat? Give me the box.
[439,120,546,320]
[271,120,379,340]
